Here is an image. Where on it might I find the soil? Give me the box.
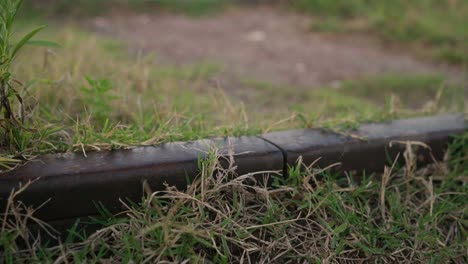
[88,6,466,88]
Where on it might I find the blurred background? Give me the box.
[10,0,467,151]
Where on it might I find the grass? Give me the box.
[339,74,467,109]
[8,25,256,155]
[0,0,50,156]
[0,20,462,167]
[292,0,468,65]
[1,135,467,262]
[241,76,465,129]
[0,2,466,262]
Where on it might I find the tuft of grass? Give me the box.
[339,74,466,110]
[0,0,55,166]
[241,77,464,131]
[1,137,467,262]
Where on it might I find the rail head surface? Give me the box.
[0,136,283,221]
[261,114,466,173]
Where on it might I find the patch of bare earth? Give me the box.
[88,7,465,89]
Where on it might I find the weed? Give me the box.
[0,0,44,148]
[79,76,118,124]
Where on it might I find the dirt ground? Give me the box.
[89,6,465,88]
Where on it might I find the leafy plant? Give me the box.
[0,0,45,148]
[80,76,118,123]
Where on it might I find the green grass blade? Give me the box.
[27,39,61,48]
[11,25,45,59]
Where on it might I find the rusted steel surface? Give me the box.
[261,114,466,175]
[0,136,283,221]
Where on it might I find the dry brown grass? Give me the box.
[1,140,466,263]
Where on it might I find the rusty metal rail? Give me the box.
[0,114,465,229]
